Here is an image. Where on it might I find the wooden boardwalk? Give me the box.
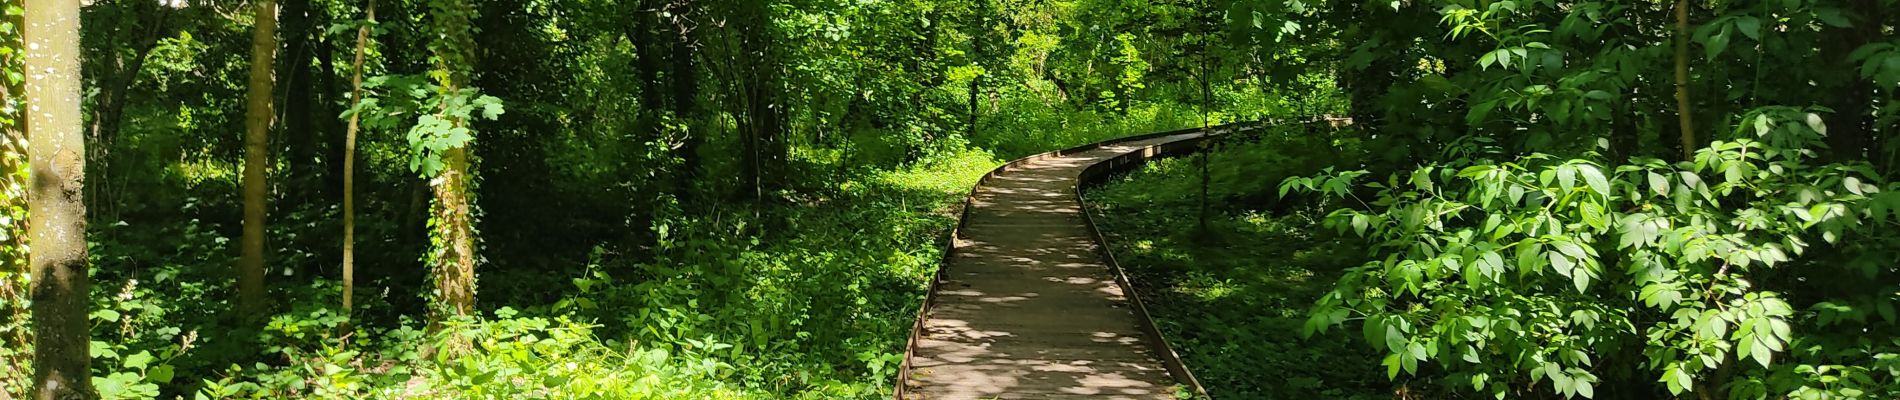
[900,133,1207,400]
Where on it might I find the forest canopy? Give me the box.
[0,0,1895,399]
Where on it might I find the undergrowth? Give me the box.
[47,145,1000,400]
[1083,126,1397,399]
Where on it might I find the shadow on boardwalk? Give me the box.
[903,136,1202,400]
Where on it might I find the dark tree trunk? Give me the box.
[1823,0,1882,162]
[668,0,700,203]
[319,36,345,202]
[280,0,322,197]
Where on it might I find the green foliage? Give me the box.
[1286,110,1900,398]
[192,308,747,399]
[40,0,1900,398]
[0,1,25,396]
[1087,130,1390,399]
[345,74,502,178]
[1850,40,1900,88]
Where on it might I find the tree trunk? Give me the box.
[430,147,476,319]
[342,0,375,319]
[318,38,344,203]
[668,0,700,203]
[427,0,479,326]
[1197,37,1211,234]
[1672,0,1696,160]
[967,77,979,138]
[240,0,279,319]
[280,0,319,197]
[1823,0,1882,162]
[735,5,779,202]
[967,15,981,139]
[25,0,96,397]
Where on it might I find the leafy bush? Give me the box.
[1287,109,1900,398]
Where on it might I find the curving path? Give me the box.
[899,131,1214,400]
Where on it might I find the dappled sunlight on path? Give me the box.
[902,135,1204,399]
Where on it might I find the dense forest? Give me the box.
[1,0,1897,398]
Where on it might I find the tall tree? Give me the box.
[426,0,481,323]
[240,0,280,318]
[25,0,95,397]
[342,0,376,320]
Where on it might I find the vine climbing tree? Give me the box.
[421,0,497,330]
[0,1,29,397]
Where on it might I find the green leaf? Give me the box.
[1578,165,1610,197]
[148,365,174,384]
[1580,202,1607,231]
[1735,17,1762,41]
[91,309,121,322]
[1550,251,1575,278]
[1815,7,1852,27]
[124,351,154,370]
[1557,166,1577,193]
[1385,324,1408,355]
[1805,113,1827,136]
[1749,337,1774,367]
[1648,172,1670,197]
[1705,25,1731,61]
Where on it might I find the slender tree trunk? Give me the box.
[240,0,280,319]
[25,0,96,397]
[967,78,979,138]
[1197,54,1211,234]
[342,0,375,319]
[1672,0,1696,160]
[967,13,981,139]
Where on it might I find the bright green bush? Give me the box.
[1287,109,1900,398]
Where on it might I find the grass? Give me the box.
[1083,137,1394,399]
